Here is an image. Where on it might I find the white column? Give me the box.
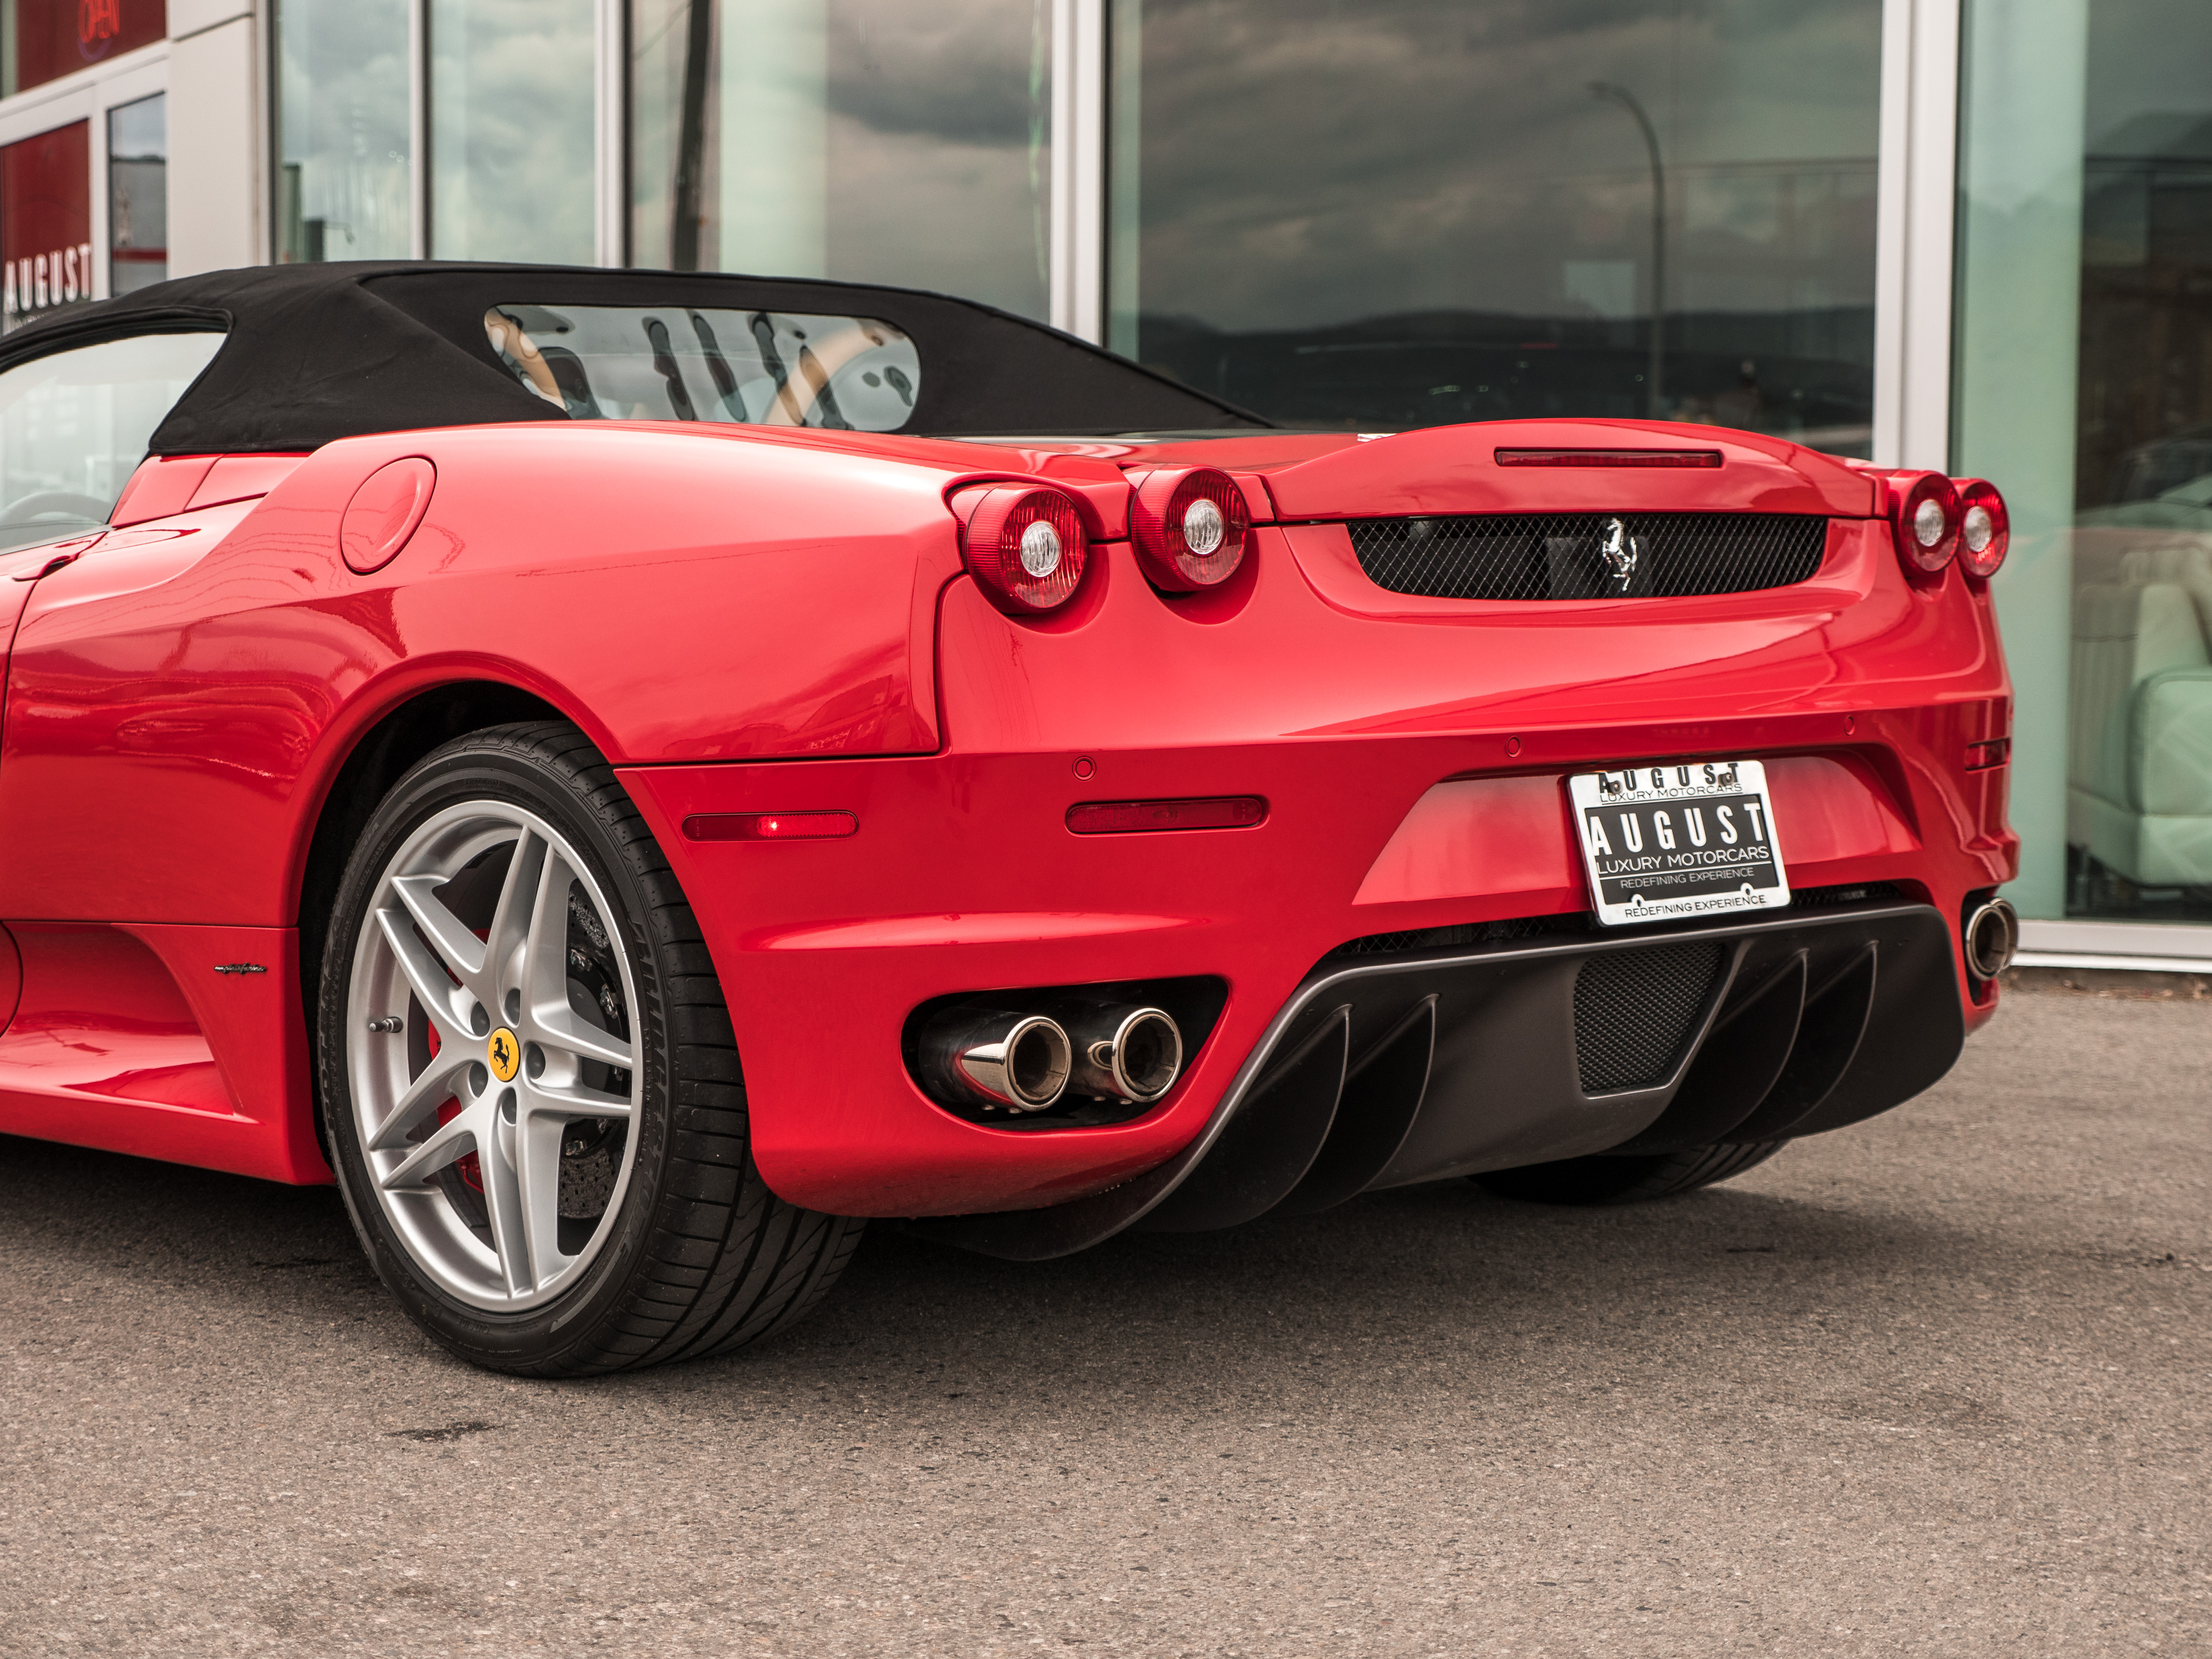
[1871,0,1961,471]
[1049,0,1105,342]
[595,0,626,266]
[167,2,263,275]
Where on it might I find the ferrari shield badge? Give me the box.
[487,1026,522,1083]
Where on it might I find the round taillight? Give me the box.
[1894,471,1962,574]
[959,485,1089,612]
[1955,478,2009,580]
[1129,466,1251,591]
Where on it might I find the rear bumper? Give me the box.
[907,900,1960,1258]
[622,725,2005,1220]
[618,526,2011,1221]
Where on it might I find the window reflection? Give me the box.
[2064,4,2212,921]
[629,0,1052,321]
[108,93,166,295]
[430,0,596,263]
[274,0,412,262]
[1108,0,1880,447]
[1960,0,2212,925]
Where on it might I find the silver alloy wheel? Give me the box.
[346,801,643,1313]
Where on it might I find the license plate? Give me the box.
[1567,760,1790,927]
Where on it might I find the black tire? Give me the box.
[317,721,862,1376]
[1470,1140,1786,1206]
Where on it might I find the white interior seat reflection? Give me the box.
[485,304,920,432]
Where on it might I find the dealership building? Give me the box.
[0,0,2207,970]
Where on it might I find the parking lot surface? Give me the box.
[2,987,2208,1657]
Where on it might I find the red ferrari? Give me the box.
[0,264,2016,1375]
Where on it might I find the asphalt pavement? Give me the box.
[2,984,2207,1656]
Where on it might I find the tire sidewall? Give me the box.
[318,731,672,1373]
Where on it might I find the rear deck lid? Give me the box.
[1254,419,1876,521]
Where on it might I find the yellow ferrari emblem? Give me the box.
[487,1027,521,1084]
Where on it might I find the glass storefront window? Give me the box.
[1,0,164,98]
[629,0,1052,321]
[107,92,165,295]
[429,0,596,263]
[273,0,412,262]
[1956,0,2212,925]
[1108,0,1881,445]
[1,120,91,333]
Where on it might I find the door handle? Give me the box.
[13,549,84,581]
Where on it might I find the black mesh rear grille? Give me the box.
[1329,913,1587,958]
[1348,513,1827,600]
[1572,942,1725,1093]
[1790,881,1905,909]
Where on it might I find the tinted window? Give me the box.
[485,304,920,431]
[274,0,412,263]
[629,0,1054,322]
[431,0,596,262]
[0,331,224,552]
[1109,0,1882,449]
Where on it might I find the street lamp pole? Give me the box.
[1589,81,1666,420]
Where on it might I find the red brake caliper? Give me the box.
[424,1021,484,1192]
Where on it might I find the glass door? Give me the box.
[1956,0,2212,926]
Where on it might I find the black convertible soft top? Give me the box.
[0,262,1266,454]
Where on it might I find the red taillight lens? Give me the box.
[958,485,1088,613]
[683,811,858,841]
[1893,471,1962,574]
[1066,796,1268,834]
[1954,479,2010,579]
[1128,467,1251,591]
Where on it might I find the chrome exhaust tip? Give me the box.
[918,1010,1072,1112]
[1058,1004,1184,1105]
[1964,896,2019,980]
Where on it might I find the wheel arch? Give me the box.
[294,679,570,1127]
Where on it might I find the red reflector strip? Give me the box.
[1494,448,1723,469]
[683,811,858,842]
[1964,739,2010,771]
[1066,796,1267,835]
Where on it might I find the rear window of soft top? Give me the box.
[485,304,919,433]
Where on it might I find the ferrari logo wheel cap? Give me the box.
[487,1027,521,1083]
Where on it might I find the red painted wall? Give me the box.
[1,119,92,326]
[12,0,164,95]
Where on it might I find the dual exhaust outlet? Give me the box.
[919,1001,1185,1114]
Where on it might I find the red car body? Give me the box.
[0,264,2013,1281]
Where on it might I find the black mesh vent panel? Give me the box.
[1348,513,1828,600]
[1329,913,1586,958]
[1572,942,1725,1094]
[1790,881,1905,909]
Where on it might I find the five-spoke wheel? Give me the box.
[349,802,640,1311]
[318,722,862,1375]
